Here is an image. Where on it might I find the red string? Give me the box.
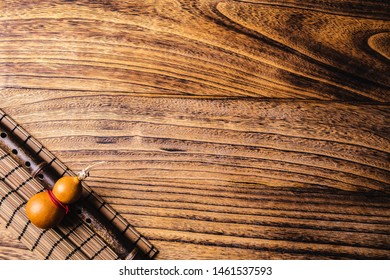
[47,189,69,214]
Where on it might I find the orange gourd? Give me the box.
[26,162,104,229]
[25,191,65,229]
[52,176,83,204]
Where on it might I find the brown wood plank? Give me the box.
[0,91,389,259]
[0,0,389,100]
[1,0,389,261]
[0,226,36,259]
[0,246,35,260]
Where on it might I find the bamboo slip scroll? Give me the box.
[0,109,158,260]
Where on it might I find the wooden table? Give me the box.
[0,0,389,260]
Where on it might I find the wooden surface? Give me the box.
[0,0,389,259]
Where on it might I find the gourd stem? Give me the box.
[77,161,107,180]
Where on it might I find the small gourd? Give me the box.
[26,162,104,229]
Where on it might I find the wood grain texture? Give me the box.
[0,90,389,259]
[0,225,35,260]
[0,0,389,100]
[0,0,389,260]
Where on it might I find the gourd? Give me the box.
[26,162,104,229]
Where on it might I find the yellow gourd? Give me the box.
[52,176,82,204]
[25,191,65,229]
[26,162,104,229]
